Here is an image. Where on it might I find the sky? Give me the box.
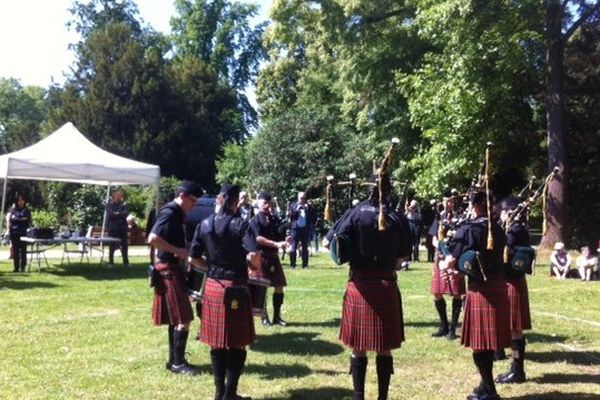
[0,0,271,88]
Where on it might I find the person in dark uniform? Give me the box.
[422,199,438,262]
[147,181,204,375]
[428,192,465,340]
[8,193,31,272]
[246,192,290,327]
[288,191,314,268]
[189,184,255,400]
[495,197,532,384]
[324,174,411,400]
[440,191,510,400]
[106,189,130,268]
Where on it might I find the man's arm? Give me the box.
[147,233,188,260]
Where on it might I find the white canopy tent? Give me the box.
[0,122,160,233]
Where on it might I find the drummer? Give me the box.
[245,191,291,327]
[189,183,256,400]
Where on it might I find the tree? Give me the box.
[542,0,600,247]
[0,78,46,153]
[171,0,268,129]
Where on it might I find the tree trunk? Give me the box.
[541,1,568,249]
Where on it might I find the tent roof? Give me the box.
[0,122,160,185]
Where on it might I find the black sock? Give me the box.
[168,325,175,366]
[376,355,394,400]
[450,298,462,331]
[350,356,367,400]
[273,292,284,320]
[511,338,526,375]
[473,351,496,394]
[434,299,448,331]
[224,348,247,399]
[210,349,228,400]
[173,329,189,366]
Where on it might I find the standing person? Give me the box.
[288,191,312,268]
[8,194,31,272]
[238,191,254,222]
[147,181,204,375]
[428,192,465,340]
[189,184,255,400]
[440,191,510,400]
[405,200,422,262]
[421,199,438,262]
[495,197,532,384]
[246,192,290,327]
[324,173,412,400]
[106,189,130,268]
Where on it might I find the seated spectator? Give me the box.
[550,242,573,279]
[576,246,598,282]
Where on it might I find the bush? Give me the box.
[31,209,58,229]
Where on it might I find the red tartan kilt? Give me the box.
[253,252,287,287]
[340,272,404,352]
[200,278,256,348]
[152,263,194,326]
[431,252,466,295]
[506,276,532,332]
[461,275,511,351]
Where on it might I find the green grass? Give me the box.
[0,252,598,399]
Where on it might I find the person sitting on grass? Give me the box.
[550,242,572,279]
[576,246,598,282]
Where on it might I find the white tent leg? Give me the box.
[0,177,8,233]
[100,184,111,262]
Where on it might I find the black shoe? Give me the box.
[273,317,287,327]
[168,362,199,375]
[302,265,308,269]
[431,327,449,337]
[223,395,252,400]
[261,316,272,327]
[495,370,525,384]
[290,265,296,269]
[447,330,457,341]
[466,393,500,400]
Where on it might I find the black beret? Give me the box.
[499,196,520,211]
[258,191,272,202]
[178,181,204,198]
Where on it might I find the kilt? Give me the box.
[431,252,466,296]
[152,262,194,326]
[506,276,532,332]
[253,251,287,287]
[461,274,511,351]
[200,278,256,348]
[340,269,404,352]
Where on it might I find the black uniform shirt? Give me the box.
[189,209,249,281]
[106,201,129,233]
[150,202,186,264]
[334,200,412,271]
[245,211,279,253]
[450,216,507,279]
[506,222,531,279]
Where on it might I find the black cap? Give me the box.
[469,190,487,206]
[219,184,240,205]
[178,181,204,198]
[258,191,272,202]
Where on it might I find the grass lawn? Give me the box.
[0,251,598,399]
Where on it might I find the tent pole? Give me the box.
[0,177,8,233]
[101,184,110,237]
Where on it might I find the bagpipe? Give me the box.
[501,167,559,275]
[326,137,401,265]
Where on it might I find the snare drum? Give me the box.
[187,264,208,301]
[248,277,271,316]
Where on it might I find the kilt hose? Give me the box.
[200,278,256,348]
[461,274,511,351]
[506,275,532,332]
[255,251,287,287]
[431,252,466,296]
[340,270,404,352]
[152,262,194,326]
